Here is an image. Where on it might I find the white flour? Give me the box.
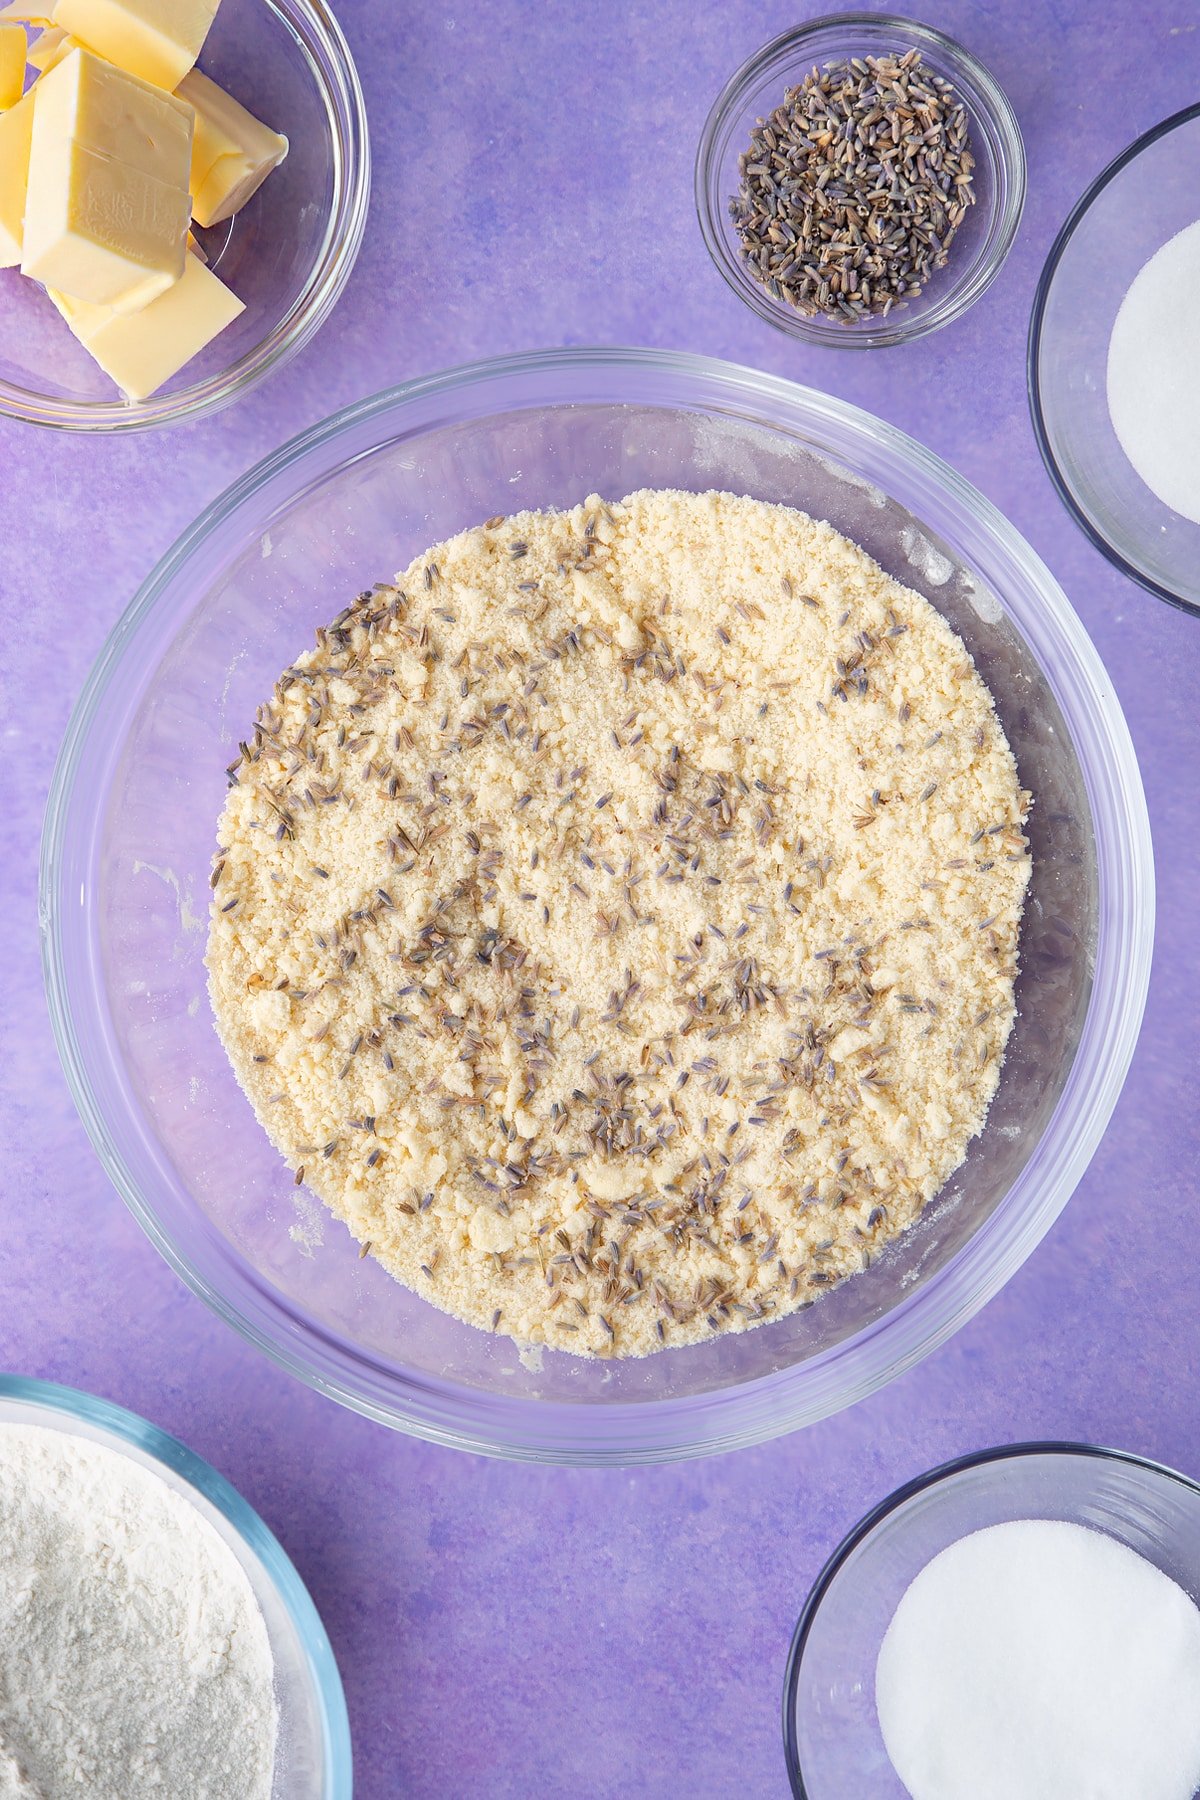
[0,1424,278,1800]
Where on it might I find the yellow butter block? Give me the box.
[52,0,218,90]
[43,280,85,323]
[47,247,243,398]
[24,139,192,304]
[0,84,35,262]
[48,43,192,171]
[0,4,50,22]
[21,46,191,307]
[177,68,287,228]
[26,137,192,303]
[0,21,25,107]
[27,24,77,70]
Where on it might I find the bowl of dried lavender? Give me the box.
[696,13,1025,348]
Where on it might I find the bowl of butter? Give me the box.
[0,0,369,429]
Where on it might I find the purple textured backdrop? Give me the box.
[2,3,1198,1794]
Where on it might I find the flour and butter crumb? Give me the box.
[207,489,1031,1358]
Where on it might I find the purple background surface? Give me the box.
[2,2,1199,1794]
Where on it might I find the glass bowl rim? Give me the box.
[39,345,1153,1464]
[781,1439,1200,1797]
[0,0,371,434]
[1027,100,1200,622]
[694,10,1027,350]
[0,1371,352,1794]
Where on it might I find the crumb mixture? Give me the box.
[207,489,1031,1358]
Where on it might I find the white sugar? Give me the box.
[876,1518,1200,1800]
[1107,219,1200,526]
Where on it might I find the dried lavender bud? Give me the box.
[730,49,975,322]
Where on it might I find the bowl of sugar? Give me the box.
[784,1442,1200,1799]
[1030,104,1200,620]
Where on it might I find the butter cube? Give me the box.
[27,24,77,69]
[24,141,192,305]
[49,42,192,171]
[52,0,218,90]
[42,281,87,324]
[177,69,287,228]
[0,84,34,262]
[0,21,24,106]
[0,4,50,21]
[46,248,243,397]
[21,46,191,308]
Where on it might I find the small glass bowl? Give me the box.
[783,1442,1200,1796]
[696,12,1025,349]
[0,0,369,432]
[1029,105,1200,620]
[0,1375,351,1796]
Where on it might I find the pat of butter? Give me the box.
[21,46,191,308]
[0,3,50,21]
[0,84,35,263]
[27,23,77,69]
[177,68,287,228]
[0,21,24,106]
[24,139,193,307]
[52,0,218,90]
[46,248,243,397]
[40,43,192,173]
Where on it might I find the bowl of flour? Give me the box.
[0,1376,350,1799]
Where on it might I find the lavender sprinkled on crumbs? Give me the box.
[206,489,1029,1359]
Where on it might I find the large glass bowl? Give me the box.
[1029,105,1200,618]
[0,0,369,432]
[783,1443,1200,1797]
[40,348,1153,1464]
[0,1374,351,1797]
